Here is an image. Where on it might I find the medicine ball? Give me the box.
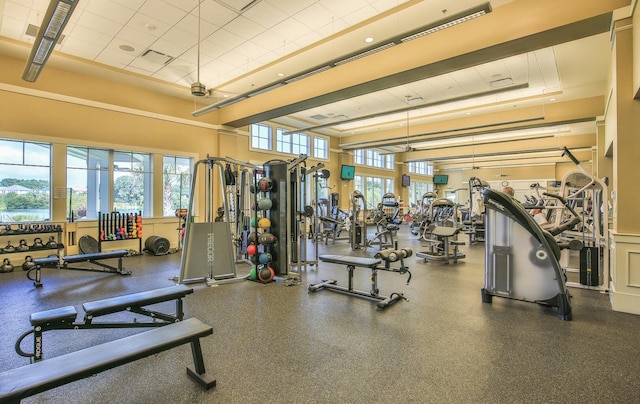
[258,253,272,264]
[258,198,273,210]
[258,177,273,192]
[248,267,258,281]
[258,217,271,229]
[246,244,257,256]
[247,232,257,244]
[257,266,275,283]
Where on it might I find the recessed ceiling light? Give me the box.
[277,72,285,77]
[145,23,157,31]
[549,97,557,101]
[223,94,229,98]
[364,37,374,43]
[119,45,135,52]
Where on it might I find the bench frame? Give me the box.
[28,250,131,288]
[17,285,193,363]
[310,251,411,310]
[2,318,216,403]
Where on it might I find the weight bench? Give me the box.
[16,285,194,362]
[28,249,131,287]
[310,249,412,310]
[1,318,216,403]
[417,226,466,264]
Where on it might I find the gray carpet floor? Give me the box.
[1,226,639,403]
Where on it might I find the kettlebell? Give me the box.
[22,256,35,271]
[3,241,15,253]
[1,258,14,273]
[17,239,29,252]
[46,236,57,248]
[32,237,44,249]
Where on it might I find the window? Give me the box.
[0,138,51,222]
[385,154,394,169]
[313,136,328,159]
[163,156,192,216]
[409,181,430,206]
[251,123,272,150]
[67,146,109,220]
[113,151,152,215]
[67,147,153,219]
[354,149,364,165]
[276,129,309,155]
[366,150,384,168]
[276,128,291,153]
[408,161,434,175]
[291,133,309,155]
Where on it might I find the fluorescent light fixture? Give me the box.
[22,0,79,82]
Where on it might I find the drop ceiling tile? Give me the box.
[85,0,136,25]
[319,0,371,16]
[293,3,335,32]
[115,26,159,49]
[206,28,244,49]
[3,1,30,20]
[249,30,286,52]
[68,25,114,48]
[199,39,230,59]
[175,13,218,38]
[162,26,198,50]
[95,47,137,67]
[270,17,313,42]
[199,1,238,27]
[60,37,104,60]
[138,0,185,26]
[224,15,267,40]
[270,0,317,16]
[149,38,186,59]
[1,15,25,38]
[126,12,172,37]
[242,2,288,29]
[111,0,147,10]
[75,11,124,37]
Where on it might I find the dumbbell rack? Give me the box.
[0,223,64,272]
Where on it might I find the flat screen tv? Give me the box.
[401,174,410,187]
[433,174,448,185]
[340,164,355,181]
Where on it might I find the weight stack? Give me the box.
[579,246,599,286]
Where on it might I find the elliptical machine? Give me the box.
[480,189,582,320]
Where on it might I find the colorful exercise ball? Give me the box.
[249,267,258,281]
[258,253,272,264]
[258,198,273,210]
[258,177,273,192]
[258,232,277,245]
[247,232,257,244]
[250,217,258,227]
[247,244,257,256]
[258,266,275,283]
[258,217,271,229]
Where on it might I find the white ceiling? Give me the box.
[0,0,613,168]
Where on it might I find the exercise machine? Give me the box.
[179,156,257,285]
[463,177,489,245]
[349,190,369,250]
[366,193,401,250]
[557,147,609,291]
[416,198,466,264]
[310,248,412,310]
[480,188,583,320]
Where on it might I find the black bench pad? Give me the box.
[83,284,193,318]
[0,318,213,402]
[33,250,129,268]
[319,255,380,268]
[30,306,78,327]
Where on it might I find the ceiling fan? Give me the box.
[191,0,207,97]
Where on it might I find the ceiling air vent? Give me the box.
[140,49,174,65]
[490,77,514,87]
